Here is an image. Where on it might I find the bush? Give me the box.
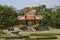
[32,24,39,29]
[30,33,55,36]
[18,24,25,29]
[30,33,57,39]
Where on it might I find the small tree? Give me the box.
[32,24,39,29]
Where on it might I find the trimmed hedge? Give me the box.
[29,36,57,39]
[0,34,29,39]
[0,31,59,39]
[30,33,57,39]
[30,33,55,36]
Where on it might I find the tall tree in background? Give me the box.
[55,6,60,28]
[18,5,60,28]
[18,7,30,16]
[0,5,18,29]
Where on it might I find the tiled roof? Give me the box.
[18,15,43,20]
[17,10,43,20]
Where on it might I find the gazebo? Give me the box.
[17,9,43,26]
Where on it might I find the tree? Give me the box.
[0,5,18,29]
[18,5,60,28]
[18,7,30,16]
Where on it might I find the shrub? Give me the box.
[30,33,57,39]
[32,24,39,29]
[30,33,55,36]
[18,24,25,29]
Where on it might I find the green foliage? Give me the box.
[0,4,60,29]
[0,30,60,39]
[0,5,18,28]
[18,7,30,16]
[19,5,60,28]
[18,24,25,29]
[30,33,55,36]
[32,24,39,29]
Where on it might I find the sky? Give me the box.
[0,0,60,10]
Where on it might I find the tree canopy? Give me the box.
[18,5,60,28]
[0,5,18,29]
[0,4,60,29]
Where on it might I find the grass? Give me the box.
[0,31,7,37]
[0,29,60,40]
[18,29,60,40]
[20,29,60,34]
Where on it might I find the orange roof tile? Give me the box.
[17,10,43,20]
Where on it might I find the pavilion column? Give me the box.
[34,20,36,24]
[26,20,28,26]
[34,15,36,24]
[25,15,29,26]
[19,20,21,24]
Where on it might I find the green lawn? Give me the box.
[0,29,60,40]
[19,29,60,35]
